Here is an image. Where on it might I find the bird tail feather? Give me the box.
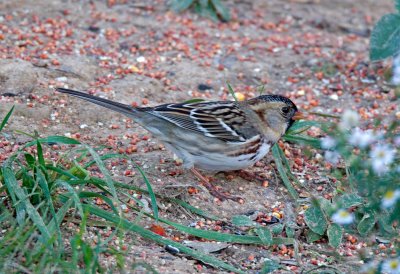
[56,87,136,117]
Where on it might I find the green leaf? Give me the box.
[305,229,323,243]
[256,227,273,245]
[304,204,328,235]
[379,213,395,234]
[261,258,280,273]
[232,215,255,227]
[396,0,400,13]
[0,105,14,132]
[202,2,219,21]
[327,223,342,248]
[334,193,363,209]
[170,0,194,12]
[211,0,231,21]
[318,198,335,216]
[370,14,400,60]
[357,214,376,236]
[199,0,208,8]
[285,226,295,239]
[270,223,284,235]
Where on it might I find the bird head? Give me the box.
[247,95,303,138]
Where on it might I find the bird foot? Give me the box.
[234,170,267,184]
[191,168,244,203]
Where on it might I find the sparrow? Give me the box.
[56,87,303,202]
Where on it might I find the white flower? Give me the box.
[370,144,396,175]
[381,189,400,209]
[321,136,337,149]
[324,150,341,165]
[360,260,377,274]
[382,257,400,274]
[331,209,354,225]
[348,128,376,148]
[394,136,400,147]
[339,110,359,131]
[392,54,400,85]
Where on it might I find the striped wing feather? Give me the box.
[145,101,247,142]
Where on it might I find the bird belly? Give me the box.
[192,141,271,171]
[144,125,271,172]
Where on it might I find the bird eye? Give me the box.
[281,106,290,114]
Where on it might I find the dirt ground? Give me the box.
[0,0,398,273]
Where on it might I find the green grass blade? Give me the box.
[24,136,81,148]
[36,168,61,245]
[84,145,119,207]
[83,153,126,169]
[36,141,46,168]
[84,204,245,274]
[160,217,294,245]
[286,120,322,135]
[307,111,340,119]
[134,165,159,222]
[46,165,78,179]
[167,197,219,220]
[79,191,119,214]
[0,105,14,132]
[283,134,321,149]
[2,167,51,241]
[271,145,299,200]
[120,196,294,246]
[1,168,26,225]
[276,145,303,187]
[90,177,219,221]
[226,82,238,101]
[54,180,84,217]
[47,198,73,233]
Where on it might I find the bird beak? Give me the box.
[292,111,306,120]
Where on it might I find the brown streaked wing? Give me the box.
[145,101,247,142]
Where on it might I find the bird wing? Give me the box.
[145,101,247,142]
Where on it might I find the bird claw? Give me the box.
[191,168,244,203]
[235,170,267,183]
[202,183,244,203]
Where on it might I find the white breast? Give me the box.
[192,139,271,171]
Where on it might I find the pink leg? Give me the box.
[190,168,243,203]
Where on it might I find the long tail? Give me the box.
[56,87,136,117]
